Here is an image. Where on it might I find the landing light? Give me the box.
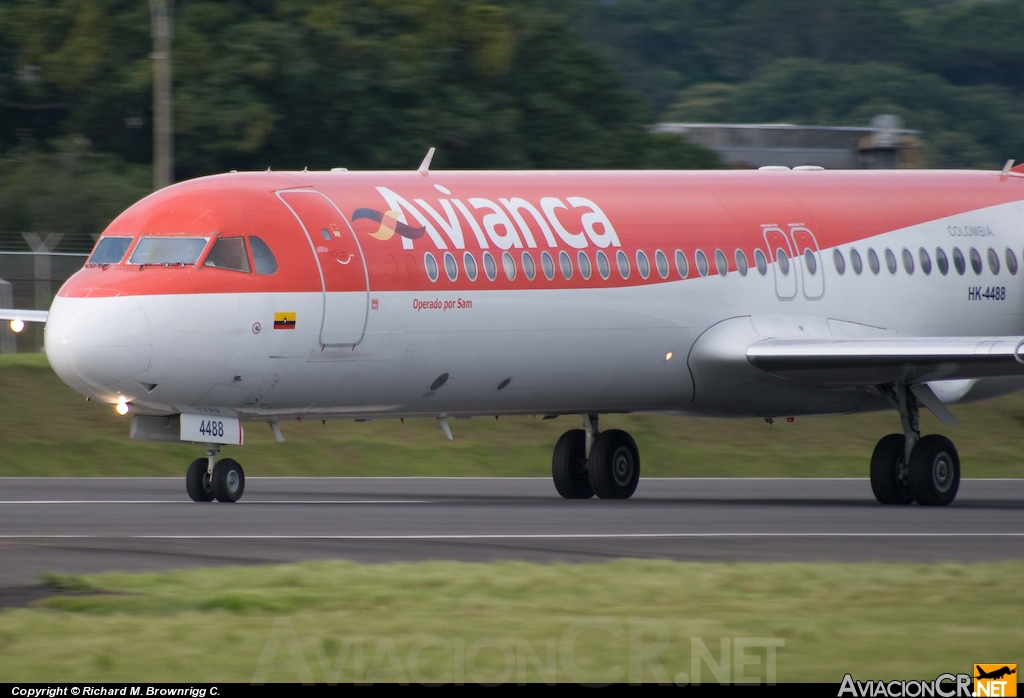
[10,319,25,333]
[115,398,131,416]
[664,351,673,362]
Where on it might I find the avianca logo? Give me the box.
[351,186,621,252]
[351,208,426,242]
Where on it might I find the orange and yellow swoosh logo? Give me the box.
[351,208,426,242]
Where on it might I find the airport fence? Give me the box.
[1,250,88,353]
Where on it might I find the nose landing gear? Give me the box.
[185,445,246,503]
[552,415,640,500]
[185,457,215,502]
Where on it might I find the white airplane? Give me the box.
[5,157,1024,505]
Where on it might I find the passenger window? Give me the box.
[952,248,965,275]
[541,251,555,281]
[714,249,728,277]
[424,252,439,282]
[444,252,458,281]
[616,250,631,279]
[936,248,949,276]
[89,236,133,265]
[970,248,982,275]
[249,236,278,274]
[695,250,709,277]
[885,248,897,275]
[918,247,931,275]
[596,250,611,280]
[775,248,790,276]
[637,250,651,279]
[655,250,670,279]
[1006,248,1018,275]
[804,249,817,276]
[204,237,251,273]
[833,249,845,275]
[464,252,478,282]
[559,250,573,280]
[850,248,863,275]
[577,251,592,280]
[675,250,689,278]
[754,249,768,276]
[501,251,516,281]
[735,249,749,276]
[902,248,914,275]
[867,248,880,275]
[522,252,536,281]
[483,251,497,281]
[987,248,1000,275]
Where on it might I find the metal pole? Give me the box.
[0,279,15,353]
[150,0,173,190]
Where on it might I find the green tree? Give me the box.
[908,0,1024,91]
[0,0,720,181]
[0,138,150,252]
[664,59,1024,168]
[573,0,912,113]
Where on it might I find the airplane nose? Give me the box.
[45,295,153,399]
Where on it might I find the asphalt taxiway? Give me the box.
[1,477,1022,603]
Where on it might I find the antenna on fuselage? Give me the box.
[418,147,436,177]
[1002,159,1016,175]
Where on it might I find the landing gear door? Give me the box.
[762,227,797,301]
[278,190,369,346]
[790,227,825,300]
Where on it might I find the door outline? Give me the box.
[762,226,797,301]
[277,189,370,346]
[789,226,825,300]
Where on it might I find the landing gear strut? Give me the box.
[186,445,245,503]
[871,384,959,506]
[552,415,640,500]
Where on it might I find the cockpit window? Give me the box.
[249,236,278,275]
[129,237,208,265]
[204,237,251,273]
[88,237,133,265]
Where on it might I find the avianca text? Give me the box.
[376,186,620,252]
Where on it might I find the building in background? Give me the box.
[653,114,921,169]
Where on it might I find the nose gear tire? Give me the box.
[186,458,215,502]
[212,458,245,503]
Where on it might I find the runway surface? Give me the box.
[1,477,1022,603]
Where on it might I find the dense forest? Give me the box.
[578,0,1024,169]
[1,0,1023,251]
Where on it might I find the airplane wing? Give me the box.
[0,309,48,323]
[747,336,1024,387]
[688,317,1024,424]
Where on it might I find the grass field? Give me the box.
[3,353,1024,478]
[0,560,1020,683]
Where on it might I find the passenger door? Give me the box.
[278,190,369,345]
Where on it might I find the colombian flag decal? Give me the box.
[274,312,296,330]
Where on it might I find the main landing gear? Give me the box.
[552,415,640,499]
[186,445,246,503]
[870,385,960,506]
